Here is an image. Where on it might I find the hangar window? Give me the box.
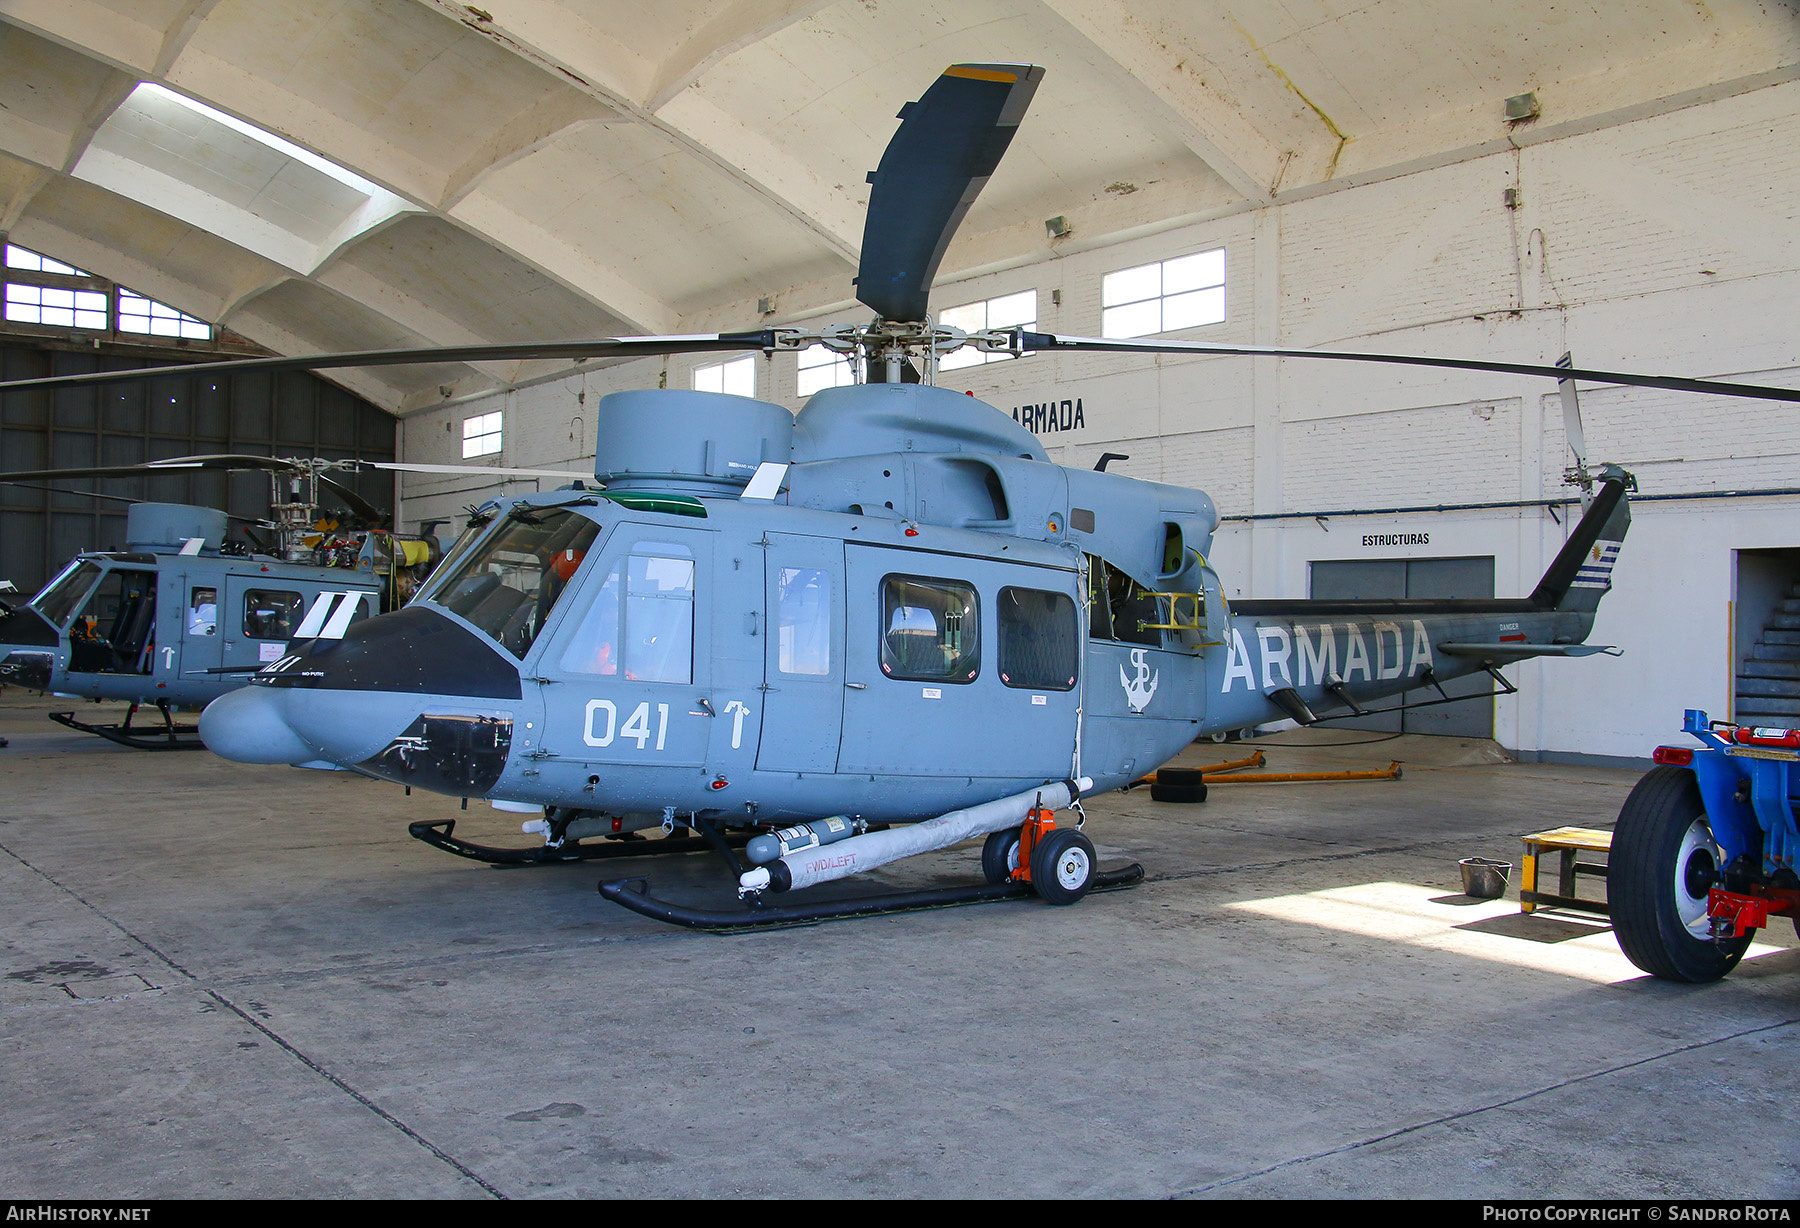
[938,289,1036,371]
[5,282,108,330]
[694,354,755,397]
[1102,249,1225,338]
[118,289,211,340]
[3,242,215,340]
[880,576,978,683]
[463,411,503,458]
[5,245,89,276]
[796,344,856,396]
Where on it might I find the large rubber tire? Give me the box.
[1031,828,1096,905]
[1149,782,1207,803]
[981,827,1022,885]
[1610,766,1750,983]
[1157,767,1208,787]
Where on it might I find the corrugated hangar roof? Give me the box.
[0,0,1794,413]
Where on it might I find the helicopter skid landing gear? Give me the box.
[407,818,751,867]
[48,700,201,750]
[598,862,1145,930]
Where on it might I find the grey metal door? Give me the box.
[1309,555,1495,737]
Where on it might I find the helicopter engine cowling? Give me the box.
[124,503,229,554]
[592,389,793,496]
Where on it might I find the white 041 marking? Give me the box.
[584,700,669,750]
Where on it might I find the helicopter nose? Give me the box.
[0,649,54,691]
[199,686,316,764]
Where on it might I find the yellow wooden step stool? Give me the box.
[1519,826,1612,916]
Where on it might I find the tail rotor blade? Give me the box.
[1556,351,1589,466]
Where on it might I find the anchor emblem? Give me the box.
[1119,648,1159,713]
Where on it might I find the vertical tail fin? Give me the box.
[1528,467,1633,614]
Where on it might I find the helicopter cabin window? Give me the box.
[188,587,218,636]
[880,576,978,683]
[243,590,304,639]
[1087,555,1161,648]
[694,355,755,397]
[796,344,856,397]
[1101,248,1225,338]
[462,411,503,458]
[558,543,695,683]
[997,587,1078,691]
[938,290,1036,371]
[436,509,601,659]
[776,566,831,675]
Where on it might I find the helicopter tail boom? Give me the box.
[1209,470,1633,729]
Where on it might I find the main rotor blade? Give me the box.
[0,454,324,482]
[857,64,1044,323]
[356,461,592,480]
[311,476,388,527]
[0,332,780,394]
[1012,332,1800,404]
[0,454,392,525]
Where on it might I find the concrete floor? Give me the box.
[1,687,1795,1200]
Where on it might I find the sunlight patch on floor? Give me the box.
[1224,881,1786,984]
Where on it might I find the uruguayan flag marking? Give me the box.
[1571,540,1622,589]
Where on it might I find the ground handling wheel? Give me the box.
[1610,765,1751,983]
[1030,828,1097,905]
[981,826,1023,885]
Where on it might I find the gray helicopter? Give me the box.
[3,63,1795,924]
[0,453,580,747]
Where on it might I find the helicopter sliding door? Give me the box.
[755,533,844,774]
[222,576,314,672]
[839,544,1080,780]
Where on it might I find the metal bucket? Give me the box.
[1459,857,1511,899]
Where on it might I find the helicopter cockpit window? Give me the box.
[35,560,104,627]
[998,587,1077,691]
[434,510,601,659]
[880,576,978,683]
[558,543,695,683]
[776,567,831,676]
[243,590,303,640]
[188,587,218,636]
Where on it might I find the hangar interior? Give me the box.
[5,0,1795,762]
[2,2,1799,1203]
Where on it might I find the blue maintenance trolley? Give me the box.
[1610,709,1800,981]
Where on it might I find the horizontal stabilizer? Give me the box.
[1438,642,1621,659]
